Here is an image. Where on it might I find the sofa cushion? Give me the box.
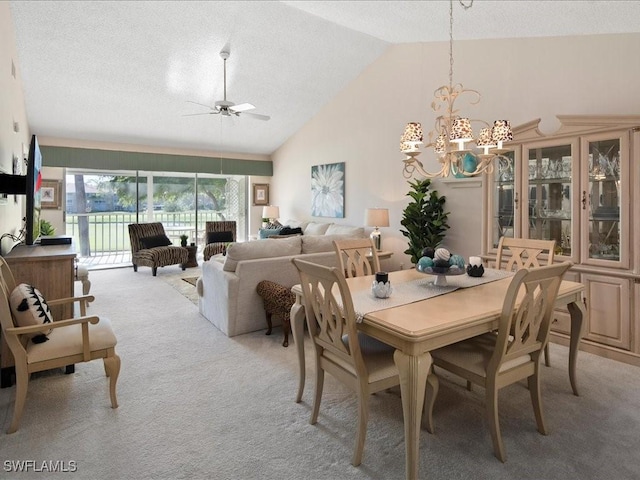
[279,226,303,236]
[223,236,302,272]
[9,283,54,344]
[140,234,172,249]
[304,222,332,235]
[301,234,355,254]
[325,224,365,237]
[207,231,234,244]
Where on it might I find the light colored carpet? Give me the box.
[1,267,639,480]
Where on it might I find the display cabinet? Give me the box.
[483,115,640,366]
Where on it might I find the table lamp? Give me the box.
[262,205,280,223]
[365,208,389,251]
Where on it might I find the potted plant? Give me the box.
[400,178,450,265]
[179,234,188,247]
[39,219,56,237]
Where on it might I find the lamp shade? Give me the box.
[262,205,280,219]
[491,120,513,143]
[365,208,390,228]
[476,127,497,147]
[400,122,423,152]
[450,117,473,141]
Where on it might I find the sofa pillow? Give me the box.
[223,236,302,272]
[279,226,303,236]
[9,283,54,344]
[284,219,309,231]
[207,231,234,244]
[140,234,172,249]
[258,228,283,239]
[325,224,365,237]
[304,222,332,236]
[301,234,355,254]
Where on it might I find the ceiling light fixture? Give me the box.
[399,0,512,179]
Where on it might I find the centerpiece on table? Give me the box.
[416,247,466,286]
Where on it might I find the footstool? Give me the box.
[256,280,295,347]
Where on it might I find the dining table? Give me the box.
[290,267,585,480]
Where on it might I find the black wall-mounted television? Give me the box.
[25,135,42,245]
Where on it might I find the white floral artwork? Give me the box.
[311,162,344,218]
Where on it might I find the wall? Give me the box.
[0,3,30,255]
[271,33,640,271]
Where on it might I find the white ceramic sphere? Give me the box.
[434,248,451,261]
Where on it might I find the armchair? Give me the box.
[128,222,188,276]
[0,257,120,434]
[203,221,237,261]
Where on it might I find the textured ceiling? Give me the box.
[10,1,640,157]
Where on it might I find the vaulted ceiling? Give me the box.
[10,1,640,156]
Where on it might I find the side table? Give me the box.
[183,245,198,268]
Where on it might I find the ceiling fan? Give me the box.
[185,46,270,121]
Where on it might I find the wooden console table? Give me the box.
[1,243,77,386]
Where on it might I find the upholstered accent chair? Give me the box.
[128,222,188,276]
[0,256,120,434]
[203,221,237,261]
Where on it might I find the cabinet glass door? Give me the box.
[525,144,573,256]
[586,137,621,262]
[491,151,516,249]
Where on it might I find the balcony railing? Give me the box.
[66,211,223,265]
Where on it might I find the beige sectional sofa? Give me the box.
[198,222,365,337]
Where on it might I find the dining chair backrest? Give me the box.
[495,237,556,272]
[292,258,365,376]
[490,261,572,371]
[333,238,380,279]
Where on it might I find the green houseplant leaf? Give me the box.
[400,178,450,265]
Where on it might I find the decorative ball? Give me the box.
[434,259,450,269]
[434,248,451,262]
[449,254,466,268]
[421,247,435,259]
[418,256,434,269]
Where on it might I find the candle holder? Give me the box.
[466,264,485,277]
[372,280,392,299]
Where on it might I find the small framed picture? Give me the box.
[253,183,269,206]
[41,180,62,209]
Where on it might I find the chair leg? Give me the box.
[423,373,439,434]
[104,353,121,409]
[543,343,551,367]
[528,370,547,435]
[133,264,138,272]
[8,364,29,434]
[352,390,369,467]
[152,266,157,276]
[310,365,324,425]
[486,381,506,463]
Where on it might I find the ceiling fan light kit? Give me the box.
[185,46,270,121]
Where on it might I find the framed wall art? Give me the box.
[252,183,269,206]
[41,179,62,209]
[311,162,345,218]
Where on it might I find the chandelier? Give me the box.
[399,0,512,179]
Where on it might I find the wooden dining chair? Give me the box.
[291,258,399,467]
[495,236,557,366]
[333,238,380,278]
[426,261,572,462]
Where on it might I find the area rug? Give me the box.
[156,267,201,305]
[182,276,199,286]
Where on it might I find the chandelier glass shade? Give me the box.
[400,0,512,179]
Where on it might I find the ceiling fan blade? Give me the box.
[242,111,271,121]
[186,100,214,109]
[230,103,255,113]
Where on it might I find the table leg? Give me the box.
[291,298,306,403]
[567,300,586,396]
[394,349,431,480]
